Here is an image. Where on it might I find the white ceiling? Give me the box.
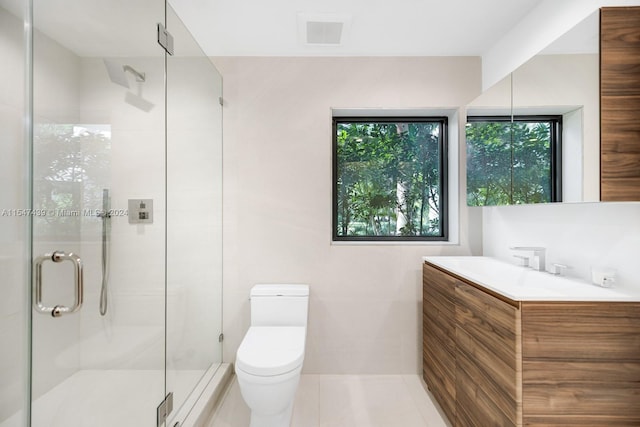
[169,0,544,57]
[0,0,596,59]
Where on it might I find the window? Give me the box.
[466,116,562,206]
[332,117,448,241]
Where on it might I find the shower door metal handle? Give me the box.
[33,251,84,317]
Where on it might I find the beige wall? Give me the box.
[214,56,483,374]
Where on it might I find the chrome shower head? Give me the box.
[123,65,146,83]
[103,59,145,88]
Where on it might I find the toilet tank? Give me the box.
[250,284,309,327]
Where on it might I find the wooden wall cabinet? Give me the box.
[600,7,640,201]
[423,262,640,427]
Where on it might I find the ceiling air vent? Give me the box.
[306,21,343,45]
[298,13,351,46]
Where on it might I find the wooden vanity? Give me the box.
[423,260,640,426]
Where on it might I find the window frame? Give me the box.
[466,115,563,205]
[332,116,449,242]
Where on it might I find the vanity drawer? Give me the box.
[522,302,640,360]
[522,302,640,424]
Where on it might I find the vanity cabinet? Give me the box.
[422,263,456,422]
[455,282,521,426]
[423,261,640,427]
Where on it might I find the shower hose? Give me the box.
[99,189,111,316]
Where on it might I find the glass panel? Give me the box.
[0,2,28,426]
[466,118,555,206]
[165,5,223,425]
[334,119,446,240]
[30,0,166,425]
[511,121,553,204]
[466,119,515,206]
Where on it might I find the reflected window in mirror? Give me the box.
[466,116,562,206]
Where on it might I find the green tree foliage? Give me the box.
[466,120,552,206]
[336,120,443,238]
[34,123,111,238]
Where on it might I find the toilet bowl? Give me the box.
[235,284,309,427]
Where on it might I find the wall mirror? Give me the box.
[466,11,600,206]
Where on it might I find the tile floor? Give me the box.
[206,374,451,427]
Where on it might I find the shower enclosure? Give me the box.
[0,0,224,426]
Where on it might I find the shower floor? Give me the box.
[1,368,212,427]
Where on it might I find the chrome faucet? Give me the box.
[510,246,546,272]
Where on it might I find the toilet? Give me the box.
[235,284,309,427]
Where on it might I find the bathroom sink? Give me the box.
[423,256,639,302]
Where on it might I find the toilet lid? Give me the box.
[236,326,305,377]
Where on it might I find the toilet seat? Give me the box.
[236,326,305,377]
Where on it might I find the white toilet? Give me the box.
[235,284,309,427]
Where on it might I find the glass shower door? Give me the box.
[0,2,28,426]
[29,0,167,425]
[165,5,224,425]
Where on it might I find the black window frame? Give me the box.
[332,116,449,242]
[466,115,563,205]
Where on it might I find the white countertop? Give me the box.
[423,256,640,302]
